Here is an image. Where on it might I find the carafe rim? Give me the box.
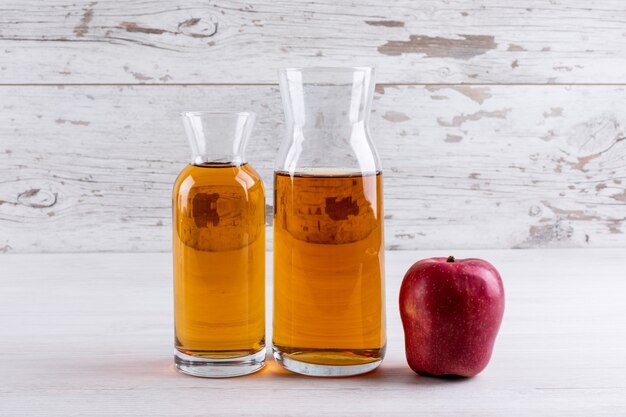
[180,110,255,118]
[279,66,374,75]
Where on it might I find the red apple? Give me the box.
[399,256,505,377]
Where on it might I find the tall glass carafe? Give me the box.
[273,67,386,376]
[173,111,265,377]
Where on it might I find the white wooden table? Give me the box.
[1,249,625,416]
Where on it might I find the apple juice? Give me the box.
[273,170,386,367]
[173,162,265,358]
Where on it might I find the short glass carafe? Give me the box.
[173,111,265,377]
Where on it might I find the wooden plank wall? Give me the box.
[1,1,625,253]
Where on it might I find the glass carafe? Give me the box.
[273,67,386,376]
[173,111,265,377]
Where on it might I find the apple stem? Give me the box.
[447,256,455,263]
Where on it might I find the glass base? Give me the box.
[272,348,383,377]
[175,349,265,378]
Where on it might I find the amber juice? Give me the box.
[173,163,265,358]
[273,170,386,366]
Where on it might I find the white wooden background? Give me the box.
[1,0,625,252]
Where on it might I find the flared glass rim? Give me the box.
[279,66,374,75]
[180,111,255,118]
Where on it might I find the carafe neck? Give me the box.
[277,67,380,175]
[181,111,255,166]
[279,67,374,129]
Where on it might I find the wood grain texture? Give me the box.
[1,85,625,253]
[1,1,625,252]
[1,249,625,416]
[1,0,626,84]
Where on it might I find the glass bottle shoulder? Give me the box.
[275,126,381,175]
[173,163,264,197]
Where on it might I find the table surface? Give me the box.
[1,249,625,416]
